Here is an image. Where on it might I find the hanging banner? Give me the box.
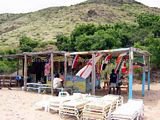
[115,52,128,73]
[72,55,79,69]
[44,58,51,76]
[76,53,102,79]
[100,54,112,71]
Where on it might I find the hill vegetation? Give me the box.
[0,0,160,73]
[0,0,160,52]
[56,13,160,68]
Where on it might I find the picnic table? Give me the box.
[26,83,51,94]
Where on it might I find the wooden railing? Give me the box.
[0,75,17,87]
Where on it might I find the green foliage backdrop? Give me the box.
[56,13,160,68]
[0,13,160,74]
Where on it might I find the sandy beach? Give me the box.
[0,83,160,120]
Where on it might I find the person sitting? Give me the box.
[109,69,117,94]
[53,73,63,96]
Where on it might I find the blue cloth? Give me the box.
[16,75,22,81]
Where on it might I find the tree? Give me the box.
[56,34,71,51]
[19,35,39,52]
[145,37,160,68]
[137,13,160,28]
[55,13,160,69]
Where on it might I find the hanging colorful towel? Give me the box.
[100,54,112,71]
[115,52,128,73]
[44,58,51,76]
[72,55,79,69]
[76,53,102,79]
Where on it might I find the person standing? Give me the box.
[109,69,117,94]
[116,70,122,95]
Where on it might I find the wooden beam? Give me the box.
[50,53,54,95]
[24,51,66,56]
[91,53,96,95]
[69,48,130,55]
[23,54,27,91]
[132,47,151,56]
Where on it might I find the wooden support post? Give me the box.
[17,58,20,87]
[23,54,27,91]
[50,53,54,95]
[128,47,133,99]
[64,54,67,85]
[92,53,96,95]
[22,59,24,78]
[142,55,146,96]
[17,58,20,75]
[148,56,150,91]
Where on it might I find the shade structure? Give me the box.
[0,47,150,99]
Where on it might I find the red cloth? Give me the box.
[115,52,127,73]
[44,63,51,76]
[72,55,79,69]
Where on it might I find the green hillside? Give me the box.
[0,0,160,51]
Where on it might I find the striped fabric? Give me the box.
[76,53,102,79]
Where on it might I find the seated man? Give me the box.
[53,73,63,96]
[109,69,117,94]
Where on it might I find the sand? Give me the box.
[0,83,160,120]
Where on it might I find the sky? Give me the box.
[0,0,159,13]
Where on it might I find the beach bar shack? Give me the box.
[0,51,66,94]
[0,47,151,99]
[22,51,66,94]
[66,47,151,99]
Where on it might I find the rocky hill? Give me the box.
[0,0,160,51]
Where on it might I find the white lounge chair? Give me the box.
[34,91,70,112]
[33,96,55,112]
[111,99,144,120]
[59,97,89,120]
[82,95,123,120]
[48,92,85,114]
[82,100,113,120]
[102,95,124,110]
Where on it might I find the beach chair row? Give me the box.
[34,94,144,120]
